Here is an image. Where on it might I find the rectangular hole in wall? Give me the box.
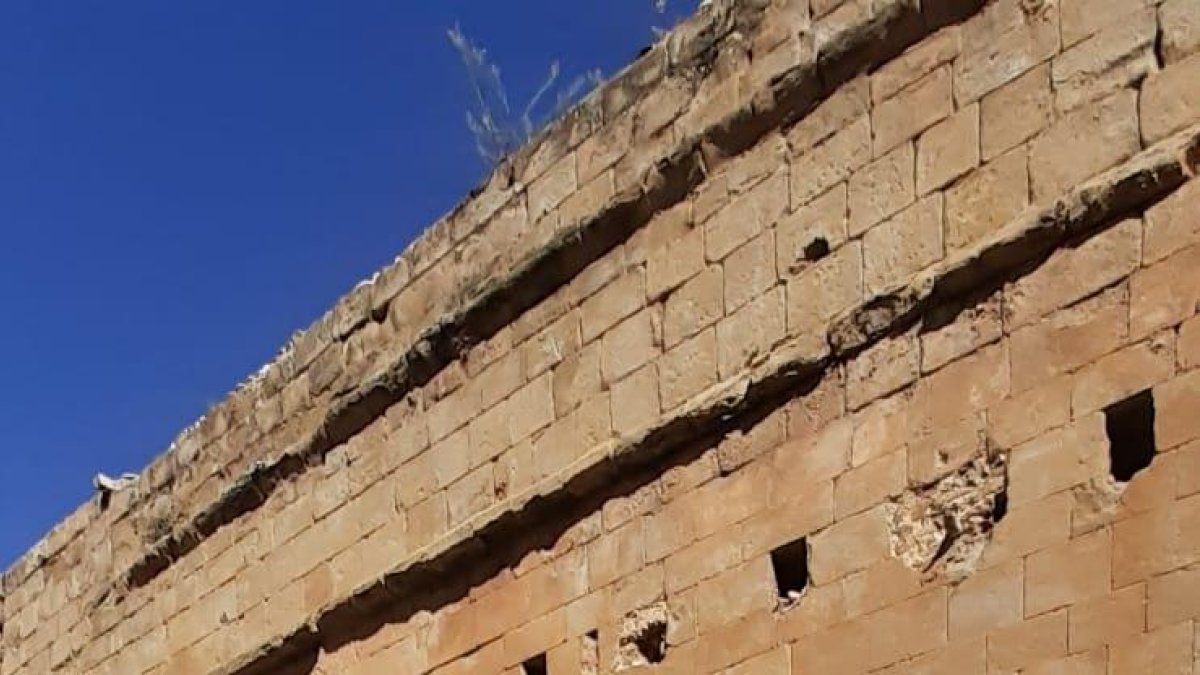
[1104,389,1157,482]
[581,630,599,675]
[521,653,548,675]
[770,537,810,605]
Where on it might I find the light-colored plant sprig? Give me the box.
[448,25,601,166]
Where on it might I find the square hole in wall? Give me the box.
[771,538,810,605]
[1104,389,1156,482]
[521,653,548,675]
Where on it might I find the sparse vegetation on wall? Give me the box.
[448,1,701,165]
[447,26,601,166]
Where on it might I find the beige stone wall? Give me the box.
[6,0,1200,673]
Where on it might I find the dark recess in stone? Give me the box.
[1104,389,1157,482]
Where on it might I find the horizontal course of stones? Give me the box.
[5,0,1200,672]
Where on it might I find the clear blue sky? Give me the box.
[0,1,693,569]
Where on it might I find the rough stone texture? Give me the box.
[886,449,1008,583]
[6,2,1200,675]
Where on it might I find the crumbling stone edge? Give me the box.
[220,124,1200,675]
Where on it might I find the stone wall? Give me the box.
[5,0,1200,673]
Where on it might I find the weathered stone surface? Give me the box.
[13,4,1200,675]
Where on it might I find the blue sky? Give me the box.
[0,1,692,569]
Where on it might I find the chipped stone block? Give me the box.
[887,448,1008,582]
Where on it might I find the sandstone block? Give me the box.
[705,171,788,263]
[949,559,1023,639]
[917,104,980,195]
[1112,494,1200,586]
[663,265,723,349]
[1071,334,1175,416]
[989,374,1072,449]
[956,0,1060,104]
[694,558,776,633]
[716,286,785,379]
[664,532,741,596]
[580,268,646,344]
[1144,179,1200,265]
[851,391,909,468]
[553,343,602,417]
[863,193,944,296]
[601,307,661,385]
[1050,8,1158,113]
[1060,0,1154,47]
[658,328,718,410]
[1008,415,1108,507]
[833,449,904,519]
[845,331,919,410]
[588,522,645,591]
[986,610,1067,673]
[1009,285,1128,394]
[1161,0,1200,64]
[872,66,954,156]
[786,77,870,153]
[920,294,1003,373]
[1156,368,1200,451]
[1029,88,1140,203]
[773,416,852,487]
[1147,564,1200,629]
[528,153,578,222]
[1181,317,1200,371]
[1025,529,1112,617]
[848,142,915,237]
[1109,622,1194,675]
[1131,244,1200,339]
[865,589,949,671]
[523,311,581,380]
[1140,52,1200,144]
[508,372,555,442]
[980,65,1052,160]
[809,505,890,584]
[1068,583,1146,653]
[1003,218,1141,330]
[786,240,862,344]
[726,134,788,196]
[776,183,848,276]
[646,222,704,301]
[981,493,1071,569]
[841,557,922,620]
[871,26,961,105]
[610,364,660,438]
[722,231,777,313]
[790,115,872,207]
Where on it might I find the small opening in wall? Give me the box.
[1104,389,1157,482]
[803,237,831,261]
[616,605,668,670]
[631,621,667,664]
[992,490,1008,524]
[580,630,600,675]
[521,653,548,675]
[770,538,810,605]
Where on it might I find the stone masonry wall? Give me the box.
[5,0,1200,673]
